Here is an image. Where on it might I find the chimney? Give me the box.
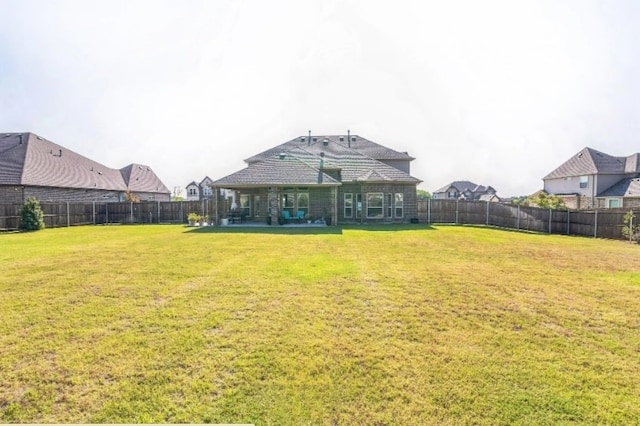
[347,130,350,148]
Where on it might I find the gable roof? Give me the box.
[599,177,640,197]
[213,138,421,188]
[212,151,340,188]
[543,147,636,179]
[244,134,415,164]
[0,132,169,193]
[434,181,481,194]
[121,163,169,193]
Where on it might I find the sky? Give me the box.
[1,0,640,197]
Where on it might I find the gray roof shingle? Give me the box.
[599,177,640,197]
[245,134,415,164]
[0,132,169,194]
[544,147,633,179]
[213,137,421,187]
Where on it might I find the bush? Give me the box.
[20,197,45,231]
[622,211,640,243]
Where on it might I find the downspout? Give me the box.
[592,174,597,208]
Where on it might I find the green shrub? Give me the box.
[20,197,45,231]
[622,211,640,243]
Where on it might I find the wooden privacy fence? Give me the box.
[0,198,633,240]
[0,200,215,230]
[416,199,631,240]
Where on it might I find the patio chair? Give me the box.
[295,210,305,222]
[282,210,291,222]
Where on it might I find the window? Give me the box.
[579,176,588,189]
[448,190,457,199]
[240,194,251,217]
[356,194,363,218]
[607,198,621,208]
[367,193,383,218]
[202,186,212,196]
[282,193,294,216]
[385,193,392,217]
[297,192,309,216]
[254,195,261,217]
[394,193,404,217]
[344,193,353,218]
[188,187,197,196]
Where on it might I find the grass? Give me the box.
[1,224,639,424]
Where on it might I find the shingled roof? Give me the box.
[0,132,169,194]
[244,134,415,164]
[434,181,489,194]
[213,137,420,188]
[599,177,640,197]
[544,147,640,179]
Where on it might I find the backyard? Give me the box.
[0,224,639,424]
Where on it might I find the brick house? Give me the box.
[211,133,421,225]
[0,132,170,203]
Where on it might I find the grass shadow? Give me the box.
[184,225,344,235]
[340,223,437,232]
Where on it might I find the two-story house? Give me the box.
[543,147,640,209]
[432,181,499,202]
[211,133,422,225]
[185,176,214,201]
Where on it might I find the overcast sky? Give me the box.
[2,0,639,197]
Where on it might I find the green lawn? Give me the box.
[1,224,639,424]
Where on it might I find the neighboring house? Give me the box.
[211,133,422,225]
[0,132,171,203]
[185,176,214,201]
[432,181,499,201]
[543,147,640,209]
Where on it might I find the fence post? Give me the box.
[157,201,161,224]
[486,201,490,225]
[428,197,431,224]
[548,208,552,234]
[106,203,109,224]
[517,205,520,230]
[130,202,134,224]
[567,210,571,235]
[93,201,96,225]
[66,202,70,227]
[456,199,459,224]
[594,210,598,238]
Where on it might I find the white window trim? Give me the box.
[366,192,384,218]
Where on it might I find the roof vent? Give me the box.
[279,152,286,160]
[339,136,344,142]
[300,137,305,142]
[322,138,329,146]
[313,137,318,142]
[351,137,356,142]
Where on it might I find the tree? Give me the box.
[20,197,45,231]
[417,189,431,200]
[124,189,140,203]
[527,192,567,210]
[510,196,530,206]
[622,211,640,243]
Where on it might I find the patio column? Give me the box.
[268,187,279,226]
[331,186,338,226]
